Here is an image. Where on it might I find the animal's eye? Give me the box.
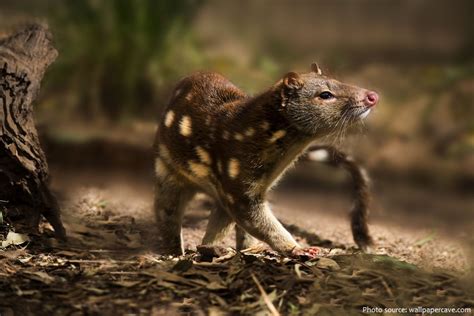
[319,91,334,100]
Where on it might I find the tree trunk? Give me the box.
[0,24,66,240]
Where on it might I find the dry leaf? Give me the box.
[1,231,29,248]
[316,258,340,271]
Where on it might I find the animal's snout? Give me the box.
[364,91,379,107]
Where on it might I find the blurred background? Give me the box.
[0,0,473,260]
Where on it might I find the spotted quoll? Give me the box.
[153,63,379,256]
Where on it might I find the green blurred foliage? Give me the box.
[1,0,472,181]
[44,0,204,121]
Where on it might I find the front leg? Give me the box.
[229,197,300,254]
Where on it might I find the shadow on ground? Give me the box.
[1,186,473,315]
[1,133,473,314]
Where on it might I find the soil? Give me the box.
[0,143,473,315]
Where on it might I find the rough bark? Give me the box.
[0,24,66,240]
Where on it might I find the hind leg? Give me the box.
[201,206,260,250]
[202,206,234,246]
[154,161,195,255]
[227,197,300,254]
[235,226,260,250]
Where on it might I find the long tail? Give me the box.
[305,145,373,251]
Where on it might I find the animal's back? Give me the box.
[155,72,246,191]
[169,71,246,110]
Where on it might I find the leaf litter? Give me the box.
[0,191,472,315]
[1,243,472,314]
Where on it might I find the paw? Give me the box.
[291,246,320,259]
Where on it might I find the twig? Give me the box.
[251,273,280,316]
[67,259,136,264]
[193,262,228,268]
[277,290,287,311]
[379,276,394,298]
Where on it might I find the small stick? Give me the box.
[379,276,394,298]
[193,262,228,268]
[251,273,280,316]
[67,259,136,264]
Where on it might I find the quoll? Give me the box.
[153,63,379,256]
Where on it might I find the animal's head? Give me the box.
[276,63,379,136]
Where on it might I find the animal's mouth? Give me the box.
[358,107,371,119]
[344,102,372,120]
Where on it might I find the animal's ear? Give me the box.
[283,72,304,90]
[311,62,322,75]
[280,72,303,107]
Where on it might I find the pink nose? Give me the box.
[364,91,379,107]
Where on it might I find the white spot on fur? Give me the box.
[158,144,171,160]
[261,121,270,130]
[164,111,175,127]
[269,130,286,143]
[244,127,255,137]
[196,146,211,165]
[174,88,182,98]
[234,133,244,141]
[179,116,192,136]
[154,158,168,177]
[228,159,240,179]
[222,131,230,140]
[308,149,329,162]
[185,92,193,101]
[226,194,234,204]
[188,161,209,177]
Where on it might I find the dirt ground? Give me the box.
[53,161,473,271]
[1,162,473,315]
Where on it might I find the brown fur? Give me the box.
[153,64,378,255]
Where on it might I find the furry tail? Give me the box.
[305,145,373,251]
